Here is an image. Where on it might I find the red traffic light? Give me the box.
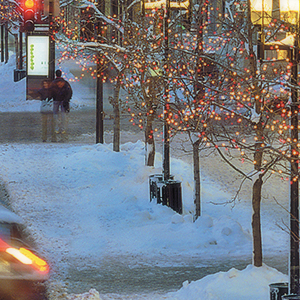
[23,0,35,31]
[24,11,35,31]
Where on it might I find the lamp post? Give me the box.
[143,0,190,180]
[280,0,300,295]
[142,0,171,179]
[250,0,300,295]
[290,40,299,295]
[163,0,170,181]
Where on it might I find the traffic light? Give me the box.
[23,0,35,32]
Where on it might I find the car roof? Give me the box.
[0,204,23,224]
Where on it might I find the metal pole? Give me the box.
[163,0,170,181]
[15,32,19,69]
[4,22,8,63]
[95,2,104,144]
[19,31,23,70]
[96,55,104,144]
[1,25,4,62]
[289,39,300,295]
[49,0,55,80]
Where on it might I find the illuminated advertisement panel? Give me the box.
[27,36,49,76]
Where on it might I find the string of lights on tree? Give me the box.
[51,0,298,181]
[0,0,21,27]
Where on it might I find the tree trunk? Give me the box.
[145,112,155,166]
[193,139,201,219]
[113,75,121,152]
[245,0,263,267]
[144,77,159,167]
[252,121,264,267]
[254,123,263,170]
[252,174,263,267]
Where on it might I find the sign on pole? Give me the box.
[26,34,50,99]
[27,35,49,76]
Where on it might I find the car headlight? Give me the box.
[0,238,49,275]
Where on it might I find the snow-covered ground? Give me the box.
[0,54,291,299]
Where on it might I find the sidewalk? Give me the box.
[0,110,138,144]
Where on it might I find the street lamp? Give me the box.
[143,0,189,10]
[250,0,273,61]
[280,0,299,26]
[250,0,300,295]
[250,0,272,26]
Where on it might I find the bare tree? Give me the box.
[162,0,295,268]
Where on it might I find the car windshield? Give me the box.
[0,223,11,241]
[0,222,34,249]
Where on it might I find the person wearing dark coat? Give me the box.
[51,70,73,137]
[37,79,55,142]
